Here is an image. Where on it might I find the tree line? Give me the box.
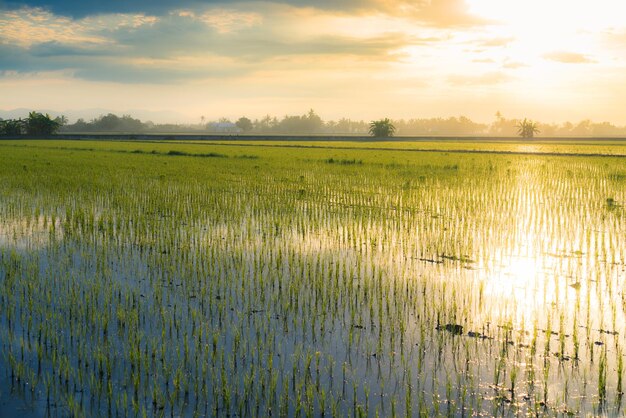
[61,110,626,137]
[0,112,65,136]
[4,109,626,137]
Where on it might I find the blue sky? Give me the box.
[1,0,626,123]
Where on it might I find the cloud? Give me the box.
[543,51,595,64]
[0,45,239,83]
[0,7,156,46]
[0,6,413,83]
[461,35,515,54]
[472,58,495,63]
[106,10,411,61]
[602,29,626,44]
[410,0,492,28]
[71,60,249,83]
[447,71,512,86]
[184,9,262,33]
[477,36,514,47]
[2,0,364,18]
[0,8,104,46]
[28,41,114,57]
[502,59,527,69]
[2,0,210,17]
[3,0,490,28]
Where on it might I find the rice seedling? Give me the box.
[0,139,625,416]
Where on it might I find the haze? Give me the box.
[1,0,626,124]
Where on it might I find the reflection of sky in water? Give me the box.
[1,156,625,416]
[0,217,62,250]
[474,161,626,333]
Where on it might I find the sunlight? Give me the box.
[479,161,555,327]
[466,0,618,68]
[501,255,542,293]
[467,0,622,33]
[483,254,549,327]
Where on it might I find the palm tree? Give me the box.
[26,112,61,135]
[369,118,396,138]
[516,118,540,138]
[0,118,26,136]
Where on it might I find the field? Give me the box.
[1,138,625,417]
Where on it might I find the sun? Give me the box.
[465,0,618,59]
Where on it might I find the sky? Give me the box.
[1,0,626,124]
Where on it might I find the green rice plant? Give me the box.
[0,139,625,417]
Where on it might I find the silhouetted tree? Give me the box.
[54,115,68,126]
[304,109,323,132]
[276,109,323,133]
[592,121,620,137]
[369,118,395,137]
[254,115,279,133]
[489,112,519,136]
[26,112,61,135]
[332,118,367,134]
[68,118,89,131]
[516,118,540,138]
[0,118,26,136]
[49,110,626,137]
[570,119,592,136]
[236,117,253,133]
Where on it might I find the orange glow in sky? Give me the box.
[1,0,625,123]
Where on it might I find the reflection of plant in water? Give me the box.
[0,139,625,417]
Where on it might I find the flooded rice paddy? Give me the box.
[1,139,625,417]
